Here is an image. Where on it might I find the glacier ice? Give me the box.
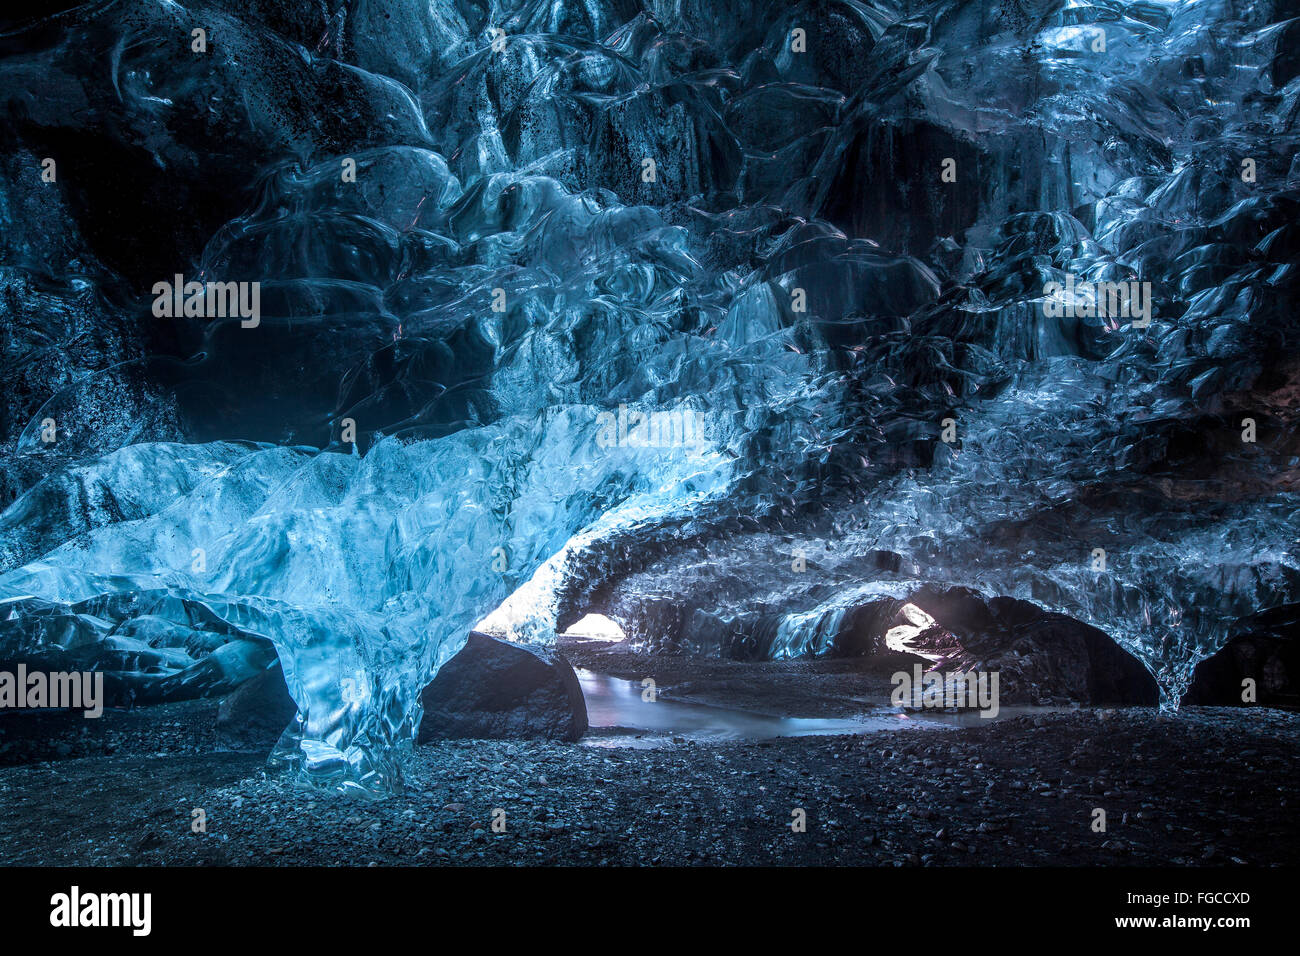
[0,0,1298,792]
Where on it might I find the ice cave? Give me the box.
[0,0,1296,827]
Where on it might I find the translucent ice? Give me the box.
[1,0,1297,792]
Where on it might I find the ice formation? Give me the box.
[1,0,1297,792]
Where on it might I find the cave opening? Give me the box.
[561,613,626,643]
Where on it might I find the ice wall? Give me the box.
[1,0,1297,791]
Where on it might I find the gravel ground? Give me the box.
[0,676,1294,866]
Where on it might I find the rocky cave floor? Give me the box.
[0,641,1295,867]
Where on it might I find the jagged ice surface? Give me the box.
[1,0,1298,792]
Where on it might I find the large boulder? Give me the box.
[417,632,588,743]
[843,587,1160,706]
[1182,605,1299,707]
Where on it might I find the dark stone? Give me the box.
[215,663,297,744]
[1182,605,1299,707]
[417,632,588,743]
[834,587,1160,706]
[952,596,1159,706]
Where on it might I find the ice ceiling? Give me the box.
[1,0,1298,792]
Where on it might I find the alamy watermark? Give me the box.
[595,404,706,452]
[1042,276,1152,327]
[0,664,104,718]
[891,664,1000,718]
[152,274,260,327]
[50,886,150,936]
